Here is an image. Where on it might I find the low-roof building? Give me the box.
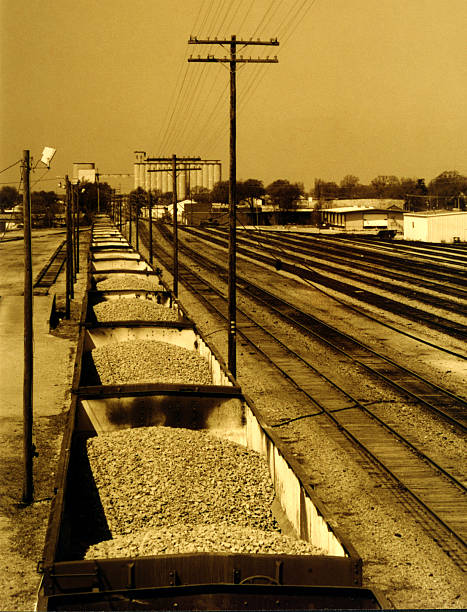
[403,210,467,243]
[319,205,403,233]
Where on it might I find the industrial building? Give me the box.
[319,205,404,233]
[403,210,467,243]
[133,152,221,200]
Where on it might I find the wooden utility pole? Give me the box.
[148,191,153,264]
[71,183,76,283]
[128,197,132,244]
[135,196,139,251]
[65,176,73,318]
[188,35,279,377]
[171,154,178,295]
[22,149,34,504]
[147,157,201,296]
[75,183,80,274]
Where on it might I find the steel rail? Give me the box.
[253,230,467,297]
[176,226,467,359]
[194,225,467,285]
[187,225,467,304]
[179,226,467,339]
[33,240,67,290]
[320,234,467,265]
[183,231,467,429]
[142,224,467,569]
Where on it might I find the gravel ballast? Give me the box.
[85,426,321,558]
[92,339,212,385]
[93,299,179,322]
[96,275,159,291]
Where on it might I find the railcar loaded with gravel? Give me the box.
[37,217,386,610]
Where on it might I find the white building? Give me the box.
[403,210,467,243]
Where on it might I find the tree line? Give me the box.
[314,171,467,202]
[0,181,113,226]
[1,169,465,220]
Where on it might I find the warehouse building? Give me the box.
[319,205,404,233]
[403,210,467,243]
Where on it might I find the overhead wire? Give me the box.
[161,2,228,154]
[0,159,21,174]
[163,0,318,162]
[184,0,293,154]
[238,0,317,117]
[165,0,234,154]
[156,0,220,155]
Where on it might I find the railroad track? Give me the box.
[150,222,467,429]
[253,229,467,298]
[33,240,67,292]
[186,225,467,303]
[320,235,467,267]
[180,225,467,340]
[141,223,467,570]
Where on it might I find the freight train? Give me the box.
[37,215,387,610]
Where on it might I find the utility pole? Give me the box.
[128,197,132,244]
[65,176,73,317]
[147,156,201,296]
[96,173,100,214]
[148,191,153,264]
[22,150,34,504]
[75,183,80,274]
[135,197,139,251]
[171,154,178,296]
[188,35,279,377]
[71,183,76,283]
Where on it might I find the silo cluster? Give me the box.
[133,153,221,200]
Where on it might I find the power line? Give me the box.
[0,159,21,175]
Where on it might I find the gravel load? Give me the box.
[96,275,159,291]
[93,299,179,323]
[86,522,322,558]
[92,339,212,385]
[86,426,277,535]
[85,427,320,559]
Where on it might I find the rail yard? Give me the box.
[3,1,467,609]
[133,217,466,608]
[0,214,465,609]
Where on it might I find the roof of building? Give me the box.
[319,206,403,214]
[404,209,467,218]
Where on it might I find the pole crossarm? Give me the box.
[148,166,202,173]
[146,157,201,162]
[189,37,279,45]
[186,34,279,378]
[189,57,278,63]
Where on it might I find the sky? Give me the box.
[1,0,466,194]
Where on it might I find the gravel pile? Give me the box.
[86,522,321,558]
[87,426,276,534]
[92,339,212,385]
[93,299,179,322]
[85,427,319,559]
[96,275,158,291]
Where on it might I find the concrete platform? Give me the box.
[0,295,73,420]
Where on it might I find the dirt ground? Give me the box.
[0,230,88,611]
